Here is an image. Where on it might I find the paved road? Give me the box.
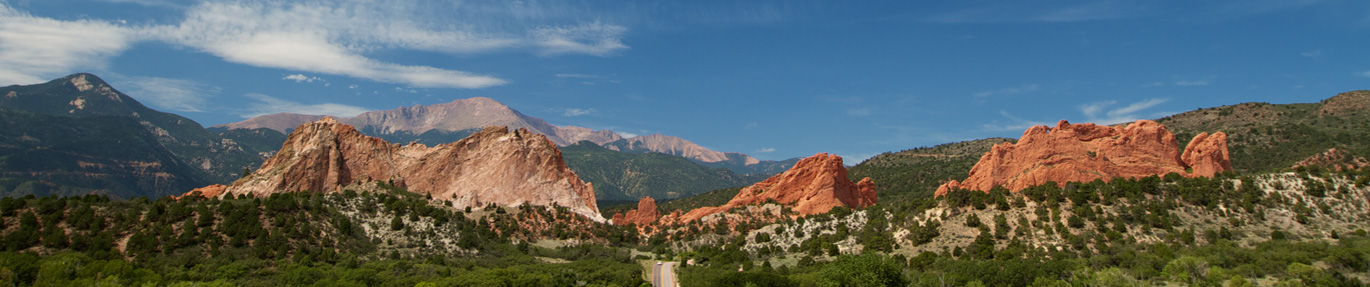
[651,261,678,287]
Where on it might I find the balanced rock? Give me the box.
[936,120,1231,196]
[612,196,660,226]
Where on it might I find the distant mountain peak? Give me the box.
[214,96,783,172]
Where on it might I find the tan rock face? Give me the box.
[675,153,876,223]
[935,120,1232,196]
[612,196,660,226]
[209,118,603,221]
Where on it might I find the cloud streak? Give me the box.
[114,76,219,113]
[241,93,370,118]
[1079,98,1169,125]
[0,5,131,85]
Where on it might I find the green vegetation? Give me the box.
[0,108,210,198]
[0,186,645,286]
[1159,92,1370,173]
[849,138,1010,199]
[561,142,765,202]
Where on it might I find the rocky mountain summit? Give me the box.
[936,120,1231,196]
[201,118,604,221]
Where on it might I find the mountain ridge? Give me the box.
[211,97,791,174]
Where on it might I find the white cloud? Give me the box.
[1358,71,1370,78]
[1078,98,1169,125]
[973,84,1040,98]
[283,74,324,83]
[1174,80,1209,86]
[114,76,219,113]
[755,147,776,153]
[137,1,631,88]
[240,93,369,118]
[3,1,632,89]
[563,108,596,117]
[615,131,639,138]
[0,5,132,85]
[1301,49,1322,58]
[744,122,759,130]
[531,22,628,56]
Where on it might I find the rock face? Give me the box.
[611,197,660,226]
[605,134,760,165]
[677,153,877,223]
[214,118,603,221]
[936,120,1232,196]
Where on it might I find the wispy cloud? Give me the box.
[1301,49,1322,59]
[974,84,1040,99]
[2,1,633,88]
[929,1,1146,23]
[615,131,639,138]
[1174,80,1209,86]
[563,108,596,117]
[96,0,186,9]
[1359,71,1370,78]
[554,73,620,85]
[755,147,776,153]
[283,74,325,83]
[114,76,219,113]
[0,4,131,85]
[1078,98,1169,125]
[982,110,1049,132]
[240,93,369,118]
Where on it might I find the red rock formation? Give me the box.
[207,118,603,221]
[676,153,876,223]
[935,120,1232,196]
[612,196,660,226]
[178,184,227,199]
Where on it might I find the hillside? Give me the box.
[849,138,1012,199]
[560,142,766,202]
[0,74,276,184]
[0,109,209,198]
[1159,90,1370,173]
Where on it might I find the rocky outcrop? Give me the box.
[179,184,228,199]
[676,153,876,223]
[212,118,603,221]
[1293,148,1369,171]
[936,120,1232,196]
[611,196,660,226]
[1318,90,1370,117]
[605,134,760,165]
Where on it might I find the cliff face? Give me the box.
[215,118,603,221]
[675,153,876,223]
[935,120,1232,196]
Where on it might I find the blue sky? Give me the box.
[2,0,1368,162]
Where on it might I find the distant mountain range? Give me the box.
[211,97,796,175]
[0,73,784,201]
